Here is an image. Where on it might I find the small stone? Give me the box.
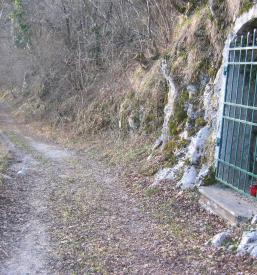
[17,169,26,177]
[211,231,231,248]
[228,244,235,251]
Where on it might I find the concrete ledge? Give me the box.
[199,184,257,225]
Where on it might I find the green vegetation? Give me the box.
[145,187,160,197]
[172,0,208,15]
[0,143,11,184]
[163,138,189,164]
[169,91,189,136]
[239,0,254,15]
[10,0,30,48]
[195,117,207,128]
[6,131,48,163]
[202,166,216,186]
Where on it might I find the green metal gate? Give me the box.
[216,29,257,195]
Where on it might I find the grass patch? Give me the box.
[145,187,160,197]
[6,131,48,163]
[0,142,12,184]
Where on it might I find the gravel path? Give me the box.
[0,104,177,274]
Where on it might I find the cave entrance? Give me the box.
[216,27,257,196]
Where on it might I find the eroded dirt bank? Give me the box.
[0,103,257,274]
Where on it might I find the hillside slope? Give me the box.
[0,0,255,186]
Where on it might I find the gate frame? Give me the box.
[215,5,257,197]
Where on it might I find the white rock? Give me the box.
[237,231,257,256]
[187,84,197,93]
[251,214,257,225]
[159,59,178,148]
[228,244,235,251]
[188,126,210,165]
[187,104,197,119]
[211,231,231,248]
[151,137,163,151]
[179,130,189,140]
[250,246,257,257]
[237,243,257,256]
[240,231,257,246]
[195,165,210,186]
[187,84,198,98]
[152,161,184,187]
[153,168,172,183]
[178,166,197,189]
[17,168,26,177]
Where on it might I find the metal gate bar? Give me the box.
[216,28,257,196]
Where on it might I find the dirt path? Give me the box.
[0,104,179,274]
[2,104,257,274]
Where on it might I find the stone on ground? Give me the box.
[237,231,257,257]
[211,231,231,248]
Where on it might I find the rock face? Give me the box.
[153,4,257,189]
[118,61,168,135]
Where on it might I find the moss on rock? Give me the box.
[195,117,207,127]
[163,138,189,163]
[169,90,189,136]
[202,166,216,186]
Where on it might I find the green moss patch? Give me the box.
[0,143,12,185]
[163,138,189,164]
[202,166,216,186]
[169,90,189,136]
[239,0,254,15]
[195,117,207,128]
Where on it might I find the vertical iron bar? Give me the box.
[251,137,257,188]
[249,29,257,190]
[240,32,253,192]
[220,37,238,182]
[233,32,253,189]
[228,35,244,187]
